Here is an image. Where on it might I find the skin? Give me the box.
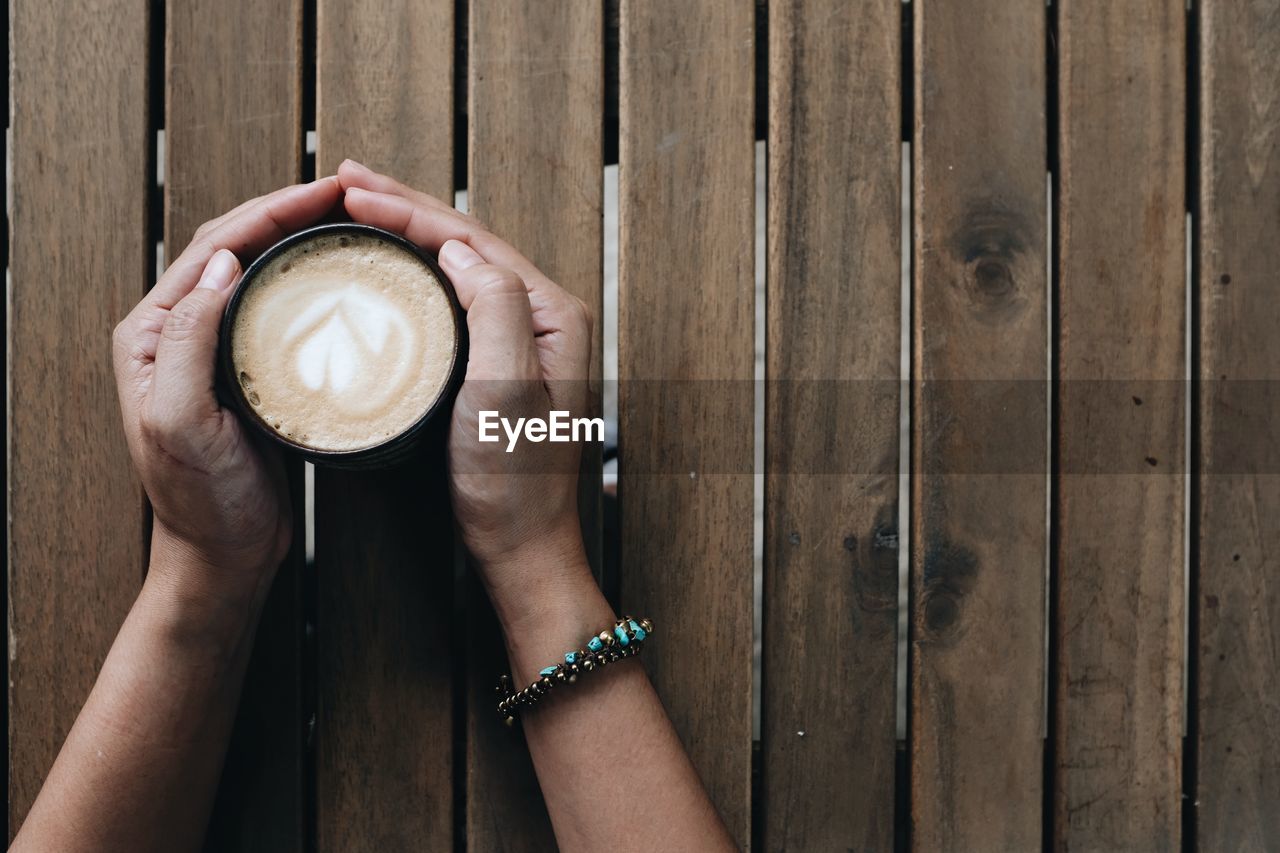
[10,162,735,853]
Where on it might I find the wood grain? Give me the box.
[618,0,756,845]
[317,0,454,189]
[165,1,306,848]
[1196,1,1280,848]
[761,1,900,850]
[911,3,1048,850]
[7,0,151,837]
[466,2,603,849]
[1055,2,1186,849]
[314,2,456,849]
[312,462,456,852]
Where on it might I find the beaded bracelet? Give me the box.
[496,616,653,725]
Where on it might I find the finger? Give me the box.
[438,241,540,383]
[148,250,241,428]
[344,187,546,286]
[189,177,332,244]
[438,238,585,349]
[347,187,580,328]
[154,176,342,310]
[117,177,342,357]
[337,159,456,215]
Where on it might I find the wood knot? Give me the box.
[850,505,899,615]
[947,199,1034,323]
[920,538,979,642]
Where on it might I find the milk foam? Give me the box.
[230,233,458,452]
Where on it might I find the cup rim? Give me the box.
[217,221,467,466]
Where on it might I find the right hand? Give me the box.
[337,160,596,620]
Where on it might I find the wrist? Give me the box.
[476,534,617,684]
[149,523,277,601]
[143,525,275,649]
[498,579,617,687]
[477,526,594,627]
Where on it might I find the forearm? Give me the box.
[11,531,270,853]
[485,542,735,852]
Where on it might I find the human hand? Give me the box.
[112,178,343,601]
[337,161,594,622]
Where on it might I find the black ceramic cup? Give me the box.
[217,222,467,469]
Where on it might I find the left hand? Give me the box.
[111,177,343,598]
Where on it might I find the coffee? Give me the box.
[226,226,462,456]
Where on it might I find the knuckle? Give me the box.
[111,321,132,368]
[179,232,221,269]
[161,297,210,343]
[112,318,148,368]
[472,265,526,298]
[456,210,487,233]
[138,401,178,445]
[111,319,129,353]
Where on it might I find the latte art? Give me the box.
[280,282,416,412]
[229,231,460,453]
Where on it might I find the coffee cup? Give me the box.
[218,223,467,468]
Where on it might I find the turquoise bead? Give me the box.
[565,651,578,665]
[629,619,647,642]
[539,665,558,677]
[587,637,604,652]
[614,625,630,647]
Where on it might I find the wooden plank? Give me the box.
[312,465,455,851]
[1054,2,1186,849]
[8,0,151,837]
[313,2,456,848]
[910,3,1048,850]
[761,1,900,850]
[618,1,755,846]
[1196,1,1280,848]
[165,1,305,849]
[465,3,603,850]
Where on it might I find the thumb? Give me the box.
[150,249,241,425]
[439,240,540,384]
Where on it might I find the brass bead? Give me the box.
[640,618,653,634]
[540,677,552,689]
[504,715,515,727]
[568,674,578,684]
[599,630,615,648]
[582,659,595,671]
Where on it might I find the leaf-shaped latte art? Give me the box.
[278,283,417,414]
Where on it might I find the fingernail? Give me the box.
[439,239,484,271]
[343,158,371,173]
[197,249,240,291]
